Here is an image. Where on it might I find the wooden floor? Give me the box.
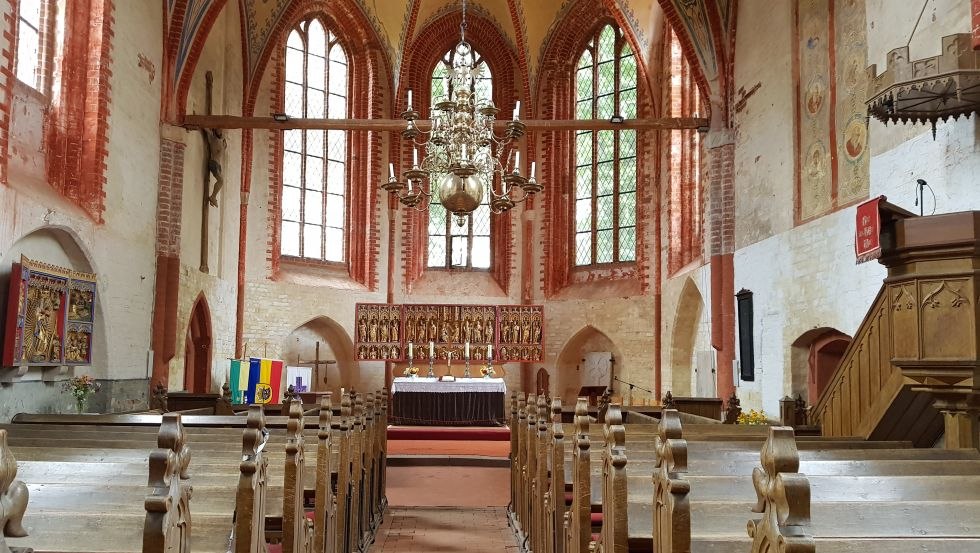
[372,507,519,552]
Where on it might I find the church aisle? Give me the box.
[371,507,520,552]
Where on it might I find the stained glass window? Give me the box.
[281,20,348,262]
[16,0,46,89]
[574,24,637,266]
[427,47,492,269]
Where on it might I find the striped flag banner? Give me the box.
[228,359,249,404]
[243,357,285,405]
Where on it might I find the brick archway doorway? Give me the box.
[808,331,851,405]
[184,295,213,393]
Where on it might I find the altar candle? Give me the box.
[407,89,413,110]
[487,344,493,359]
[530,161,536,180]
[444,76,451,98]
[408,341,413,357]
[413,148,419,167]
[513,100,521,120]
[513,151,520,172]
[429,341,435,358]
[388,163,395,180]
[465,341,470,359]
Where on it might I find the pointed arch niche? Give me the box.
[183,294,213,393]
[554,326,623,402]
[670,277,703,396]
[791,327,852,405]
[281,317,358,394]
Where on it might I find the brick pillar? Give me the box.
[706,132,735,401]
[151,138,185,391]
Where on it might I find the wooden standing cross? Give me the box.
[298,341,336,390]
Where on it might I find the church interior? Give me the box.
[1,0,980,552]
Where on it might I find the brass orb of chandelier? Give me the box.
[381,0,541,227]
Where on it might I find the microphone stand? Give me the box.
[613,376,652,406]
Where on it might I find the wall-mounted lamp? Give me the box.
[272,113,290,122]
[609,114,625,124]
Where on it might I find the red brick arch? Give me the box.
[396,10,522,293]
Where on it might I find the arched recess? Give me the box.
[0,226,108,376]
[670,277,703,396]
[790,327,852,405]
[554,325,624,402]
[281,317,359,395]
[183,294,213,393]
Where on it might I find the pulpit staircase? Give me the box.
[813,208,980,447]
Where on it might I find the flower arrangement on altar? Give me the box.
[480,366,496,378]
[62,374,101,413]
[736,409,769,425]
[402,366,419,377]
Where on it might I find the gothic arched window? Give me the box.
[573,24,637,266]
[426,47,493,270]
[15,0,54,91]
[280,19,348,262]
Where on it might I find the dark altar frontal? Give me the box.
[389,377,506,426]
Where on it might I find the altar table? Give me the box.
[390,377,507,426]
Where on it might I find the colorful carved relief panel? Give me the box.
[795,0,869,222]
[354,303,545,363]
[355,303,404,361]
[496,306,544,362]
[2,256,97,367]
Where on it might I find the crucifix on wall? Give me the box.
[199,70,227,273]
[298,341,336,391]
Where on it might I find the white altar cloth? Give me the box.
[391,377,507,394]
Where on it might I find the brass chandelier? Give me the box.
[381,0,541,226]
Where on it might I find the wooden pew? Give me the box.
[233,405,269,553]
[0,429,29,553]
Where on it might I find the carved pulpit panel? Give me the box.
[919,278,975,360]
[888,282,919,360]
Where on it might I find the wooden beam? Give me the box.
[182,115,708,132]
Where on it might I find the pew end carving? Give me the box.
[313,395,333,553]
[234,405,269,553]
[282,399,313,553]
[143,413,192,553]
[747,427,814,553]
[0,430,29,553]
[653,409,691,553]
[598,404,627,553]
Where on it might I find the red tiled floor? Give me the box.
[386,466,510,507]
[386,439,510,457]
[372,507,519,552]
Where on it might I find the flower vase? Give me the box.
[75,397,87,414]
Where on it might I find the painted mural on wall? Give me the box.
[795,0,869,222]
[354,303,544,363]
[2,256,97,367]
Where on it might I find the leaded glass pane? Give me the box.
[324,227,344,262]
[283,152,302,185]
[284,130,302,152]
[621,89,637,118]
[429,204,446,233]
[307,89,325,118]
[576,132,592,166]
[619,227,636,261]
[575,199,592,232]
[598,25,615,62]
[578,48,593,70]
[281,222,300,256]
[619,192,636,226]
[329,61,347,95]
[597,131,614,162]
[327,130,346,160]
[326,161,345,195]
[575,233,592,265]
[576,100,593,120]
[595,229,613,263]
[329,42,346,63]
[472,237,491,269]
[596,94,614,119]
[303,224,322,258]
[472,204,491,236]
[620,53,636,90]
[328,93,346,118]
[306,129,324,153]
[620,158,636,192]
[596,196,614,230]
[305,157,323,191]
[576,166,592,199]
[287,29,302,50]
[282,186,301,221]
[285,47,304,83]
[620,130,637,157]
[307,55,325,88]
[308,20,325,55]
[304,190,323,222]
[326,193,344,225]
[576,67,593,102]
[597,61,615,95]
[428,236,447,267]
[285,82,304,117]
[597,162,614,195]
[451,236,469,266]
